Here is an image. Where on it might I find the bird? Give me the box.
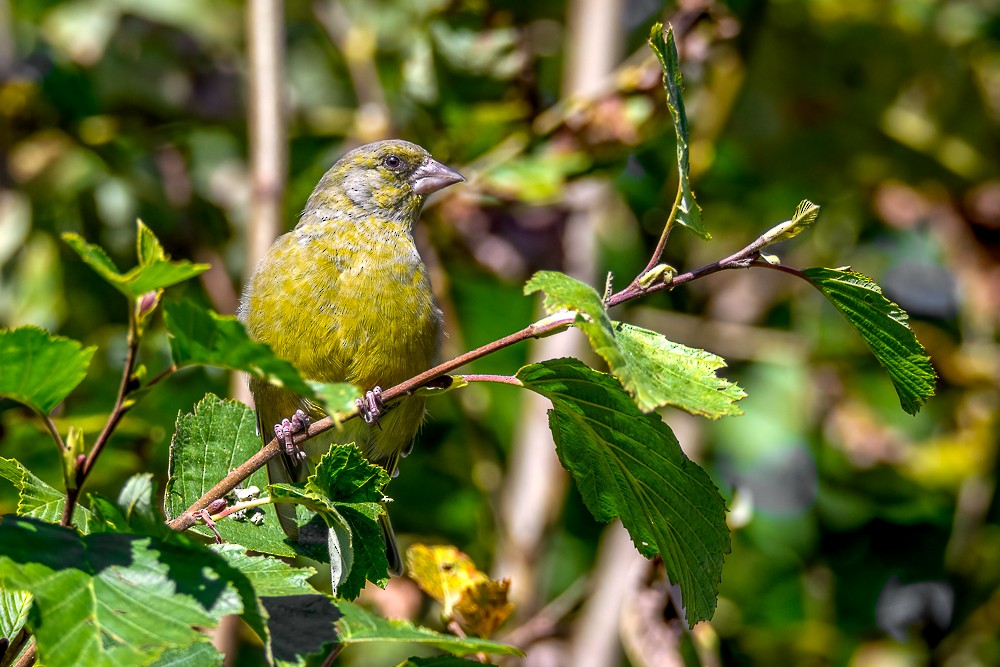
[238,139,464,575]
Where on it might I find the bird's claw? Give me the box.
[357,387,384,425]
[274,409,310,464]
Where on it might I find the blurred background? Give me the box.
[1,0,999,665]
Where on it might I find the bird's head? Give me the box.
[309,139,464,226]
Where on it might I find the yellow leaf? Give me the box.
[454,579,515,638]
[406,544,487,616]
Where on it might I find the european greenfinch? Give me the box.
[238,139,464,574]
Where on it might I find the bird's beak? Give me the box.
[412,158,465,195]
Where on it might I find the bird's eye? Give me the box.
[383,155,402,170]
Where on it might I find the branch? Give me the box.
[37,412,66,454]
[10,638,35,667]
[61,320,140,526]
[166,319,569,531]
[166,220,797,532]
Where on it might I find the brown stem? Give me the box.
[319,643,342,667]
[10,638,35,667]
[61,323,139,527]
[461,374,524,387]
[38,412,66,453]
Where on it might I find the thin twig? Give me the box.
[319,643,342,667]
[61,321,140,526]
[144,364,178,390]
[37,412,66,453]
[461,374,524,387]
[10,638,35,667]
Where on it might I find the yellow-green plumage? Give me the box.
[238,140,463,573]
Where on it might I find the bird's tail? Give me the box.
[380,510,403,576]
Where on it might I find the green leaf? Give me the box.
[648,23,707,239]
[163,299,316,399]
[150,642,224,667]
[0,585,31,644]
[89,473,174,539]
[211,544,317,598]
[517,358,730,626]
[0,326,96,413]
[614,322,745,417]
[335,601,523,657]
[164,393,296,557]
[62,221,208,300]
[0,456,91,530]
[78,473,276,661]
[0,515,245,667]
[269,445,391,599]
[525,272,744,416]
[803,267,936,414]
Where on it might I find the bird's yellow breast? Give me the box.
[241,220,441,467]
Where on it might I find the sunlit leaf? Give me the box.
[648,23,707,239]
[163,299,316,398]
[335,601,523,657]
[518,358,730,626]
[0,456,90,530]
[0,515,243,667]
[164,394,295,557]
[525,272,744,417]
[803,267,936,414]
[760,199,821,247]
[453,579,515,638]
[62,221,208,300]
[0,326,95,413]
[269,445,391,599]
[406,544,485,616]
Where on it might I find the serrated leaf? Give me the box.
[0,456,90,530]
[335,601,523,657]
[518,358,730,626]
[211,544,317,598]
[163,299,316,398]
[525,272,744,417]
[803,267,936,414]
[614,322,745,417]
[0,326,96,413]
[648,23,707,239]
[164,394,296,557]
[0,515,245,667]
[75,472,274,660]
[150,642,224,667]
[0,585,31,644]
[62,222,208,300]
[269,445,391,599]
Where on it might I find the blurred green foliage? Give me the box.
[1,0,999,665]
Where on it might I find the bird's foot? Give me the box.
[357,387,384,426]
[274,409,310,464]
